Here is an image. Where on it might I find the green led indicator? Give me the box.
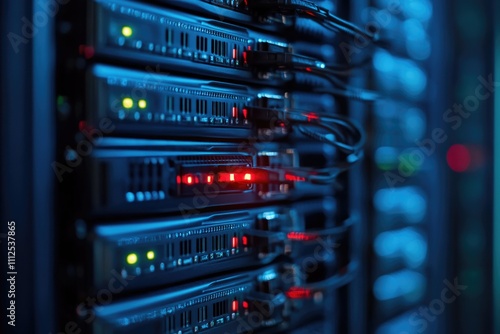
[121,26,133,37]
[122,97,134,109]
[138,99,147,109]
[126,253,138,265]
[57,96,65,106]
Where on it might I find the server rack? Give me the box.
[52,1,366,333]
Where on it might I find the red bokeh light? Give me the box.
[446,144,471,172]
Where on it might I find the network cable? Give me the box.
[244,49,379,101]
[247,106,365,184]
[249,0,378,42]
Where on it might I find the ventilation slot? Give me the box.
[166,243,174,259]
[211,39,227,57]
[212,235,227,251]
[180,32,189,48]
[176,155,252,165]
[196,237,207,253]
[213,300,228,317]
[180,240,192,256]
[196,99,208,115]
[166,28,173,46]
[212,101,227,117]
[196,36,208,52]
[180,98,192,114]
[198,306,208,322]
[180,310,191,328]
[166,96,174,114]
[166,315,175,333]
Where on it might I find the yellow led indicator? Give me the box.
[126,253,138,265]
[138,99,147,109]
[122,97,134,109]
[121,26,133,37]
[147,251,155,260]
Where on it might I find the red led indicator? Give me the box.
[176,175,181,184]
[78,121,87,131]
[232,236,238,248]
[232,106,238,118]
[285,174,306,182]
[218,171,257,183]
[242,236,248,246]
[243,301,249,309]
[78,45,95,59]
[446,144,471,173]
[243,108,248,119]
[286,287,312,299]
[181,174,199,185]
[287,232,318,241]
[304,112,319,121]
[233,48,237,59]
[305,67,312,72]
[218,173,231,182]
[243,51,247,64]
[232,300,238,312]
[207,175,213,184]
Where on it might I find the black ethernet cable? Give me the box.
[244,49,379,101]
[248,105,365,184]
[248,0,378,42]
